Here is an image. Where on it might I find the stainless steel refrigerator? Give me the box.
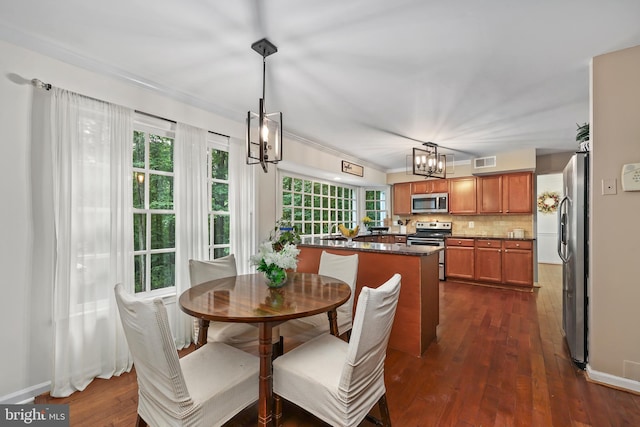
[557,152,589,369]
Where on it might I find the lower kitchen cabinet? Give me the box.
[502,240,533,286]
[475,239,502,283]
[354,234,406,244]
[445,238,475,280]
[446,237,533,288]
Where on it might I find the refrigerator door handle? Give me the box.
[557,196,570,263]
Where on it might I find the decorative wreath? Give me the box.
[537,191,560,214]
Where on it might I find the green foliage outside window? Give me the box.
[281,175,356,237]
[132,130,175,293]
[364,190,387,227]
[209,148,231,258]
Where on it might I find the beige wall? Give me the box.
[536,152,575,175]
[590,45,640,384]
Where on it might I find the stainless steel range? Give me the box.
[407,221,452,280]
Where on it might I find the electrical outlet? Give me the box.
[602,178,617,195]
[468,221,475,229]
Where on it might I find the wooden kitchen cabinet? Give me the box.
[393,235,407,244]
[503,172,533,213]
[448,177,477,214]
[474,239,503,283]
[477,172,533,214]
[445,238,475,280]
[354,234,400,244]
[477,175,503,213]
[393,182,412,215]
[446,237,534,289]
[502,240,533,286]
[378,234,393,244]
[412,179,448,194]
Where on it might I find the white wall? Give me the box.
[0,39,386,401]
[535,173,563,264]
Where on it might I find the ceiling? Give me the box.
[2,1,640,172]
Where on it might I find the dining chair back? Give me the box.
[114,284,259,427]
[319,251,359,333]
[279,251,358,343]
[188,254,237,287]
[273,273,401,427]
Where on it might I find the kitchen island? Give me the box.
[297,237,442,357]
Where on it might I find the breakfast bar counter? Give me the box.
[297,238,442,357]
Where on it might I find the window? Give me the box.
[132,125,176,293]
[209,145,230,258]
[364,189,388,227]
[281,174,357,236]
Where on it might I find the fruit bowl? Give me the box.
[338,224,359,239]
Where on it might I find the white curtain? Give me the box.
[174,123,209,348]
[45,88,134,397]
[229,139,256,274]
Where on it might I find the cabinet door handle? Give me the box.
[498,249,502,253]
[504,249,508,253]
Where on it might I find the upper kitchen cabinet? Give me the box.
[476,175,502,213]
[503,172,533,213]
[477,172,533,214]
[412,179,448,194]
[393,182,412,215]
[448,177,477,214]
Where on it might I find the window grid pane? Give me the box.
[208,147,230,258]
[364,190,388,226]
[132,128,175,293]
[281,174,357,238]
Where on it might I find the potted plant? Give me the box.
[576,122,590,151]
[250,218,301,287]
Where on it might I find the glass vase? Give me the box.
[263,267,288,288]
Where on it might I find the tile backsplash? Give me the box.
[393,213,534,238]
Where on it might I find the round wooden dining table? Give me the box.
[179,271,351,427]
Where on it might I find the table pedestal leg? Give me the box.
[258,323,274,427]
[196,319,209,349]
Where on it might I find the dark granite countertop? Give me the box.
[299,237,442,256]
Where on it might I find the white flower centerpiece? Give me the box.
[250,219,301,288]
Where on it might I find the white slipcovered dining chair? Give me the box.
[273,273,401,427]
[114,284,259,427]
[189,255,282,355]
[279,251,359,343]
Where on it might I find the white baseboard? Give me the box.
[587,365,640,394]
[0,381,51,404]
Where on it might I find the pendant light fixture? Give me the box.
[412,142,447,179]
[246,38,282,173]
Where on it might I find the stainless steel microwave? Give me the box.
[411,193,449,213]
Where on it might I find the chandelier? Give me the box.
[246,38,283,173]
[412,142,447,179]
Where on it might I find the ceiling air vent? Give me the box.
[473,156,496,169]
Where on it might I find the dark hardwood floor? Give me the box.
[36,264,640,426]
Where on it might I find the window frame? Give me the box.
[132,120,177,296]
[360,186,391,228]
[278,171,359,237]
[207,139,231,259]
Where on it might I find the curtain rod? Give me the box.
[31,78,230,139]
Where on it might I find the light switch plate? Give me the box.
[602,178,617,195]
